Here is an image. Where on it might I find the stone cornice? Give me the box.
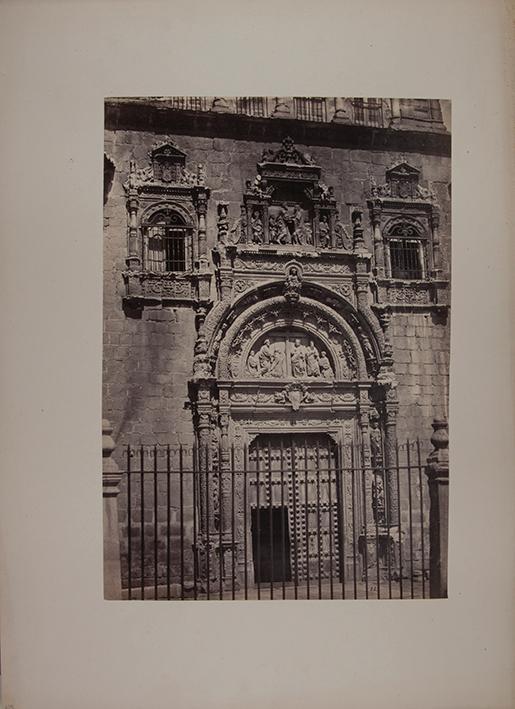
[105,100,452,159]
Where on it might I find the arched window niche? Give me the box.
[142,207,193,273]
[384,220,428,281]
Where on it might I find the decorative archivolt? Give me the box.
[216,296,369,381]
[382,215,428,238]
[139,200,197,227]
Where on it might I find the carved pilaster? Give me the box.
[370,201,385,276]
[431,208,441,277]
[352,207,366,251]
[193,187,209,264]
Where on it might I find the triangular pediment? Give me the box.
[151,141,187,161]
[386,162,420,177]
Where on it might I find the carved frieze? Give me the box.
[388,285,431,304]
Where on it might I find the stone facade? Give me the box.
[103,97,450,595]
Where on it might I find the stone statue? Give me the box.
[318,215,330,248]
[306,341,321,377]
[369,418,383,466]
[290,338,307,378]
[284,266,302,305]
[335,221,351,249]
[276,212,290,244]
[250,209,264,244]
[269,215,279,244]
[302,221,314,246]
[257,338,273,375]
[372,474,386,524]
[319,351,334,380]
[269,345,286,378]
[247,349,260,376]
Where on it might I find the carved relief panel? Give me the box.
[246,330,335,381]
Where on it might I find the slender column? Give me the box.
[126,162,141,270]
[194,189,209,265]
[352,207,366,251]
[371,202,385,276]
[431,209,441,277]
[102,419,123,599]
[384,403,399,522]
[425,419,449,598]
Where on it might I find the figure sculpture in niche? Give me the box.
[284,266,302,305]
[257,338,273,375]
[269,215,279,244]
[319,351,334,380]
[250,209,264,244]
[247,349,260,376]
[319,215,330,248]
[306,340,321,377]
[290,338,307,378]
[269,345,286,378]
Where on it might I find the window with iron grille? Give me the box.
[352,98,383,127]
[389,238,425,280]
[293,97,326,122]
[143,210,192,272]
[235,97,268,117]
[170,96,205,112]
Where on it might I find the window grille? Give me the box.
[293,97,326,122]
[143,210,191,272]
[235,97,268,117]
[170,97,205,112]
[352,98,384,127]
[389,239,424,280]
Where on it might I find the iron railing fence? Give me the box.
[118,439,430,600]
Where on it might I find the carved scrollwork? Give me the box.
[388,285,431,304]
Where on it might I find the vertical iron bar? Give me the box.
[231,445,236,601]
[373,463,380,600]
[205,444,210,600]
[417,439,426,599]
[316,440,322,599]
[304,438,310,600]
[256,438,261,600]
[140,445,145,601]
[166,445,171,600]
[280,437,286,600]
[361,440,369,600]
[192,444,198,600]
[382,432,392,600]
[218,451,223,600]
[127,445,132,600]
[153,446,158,600]
[396,440,403,599]
[268,439,274,600]
[327,444,334,600]
[243,443,248,600]
[291,439,299,599]
[407,440,415,599]
[350,443,357,600]
[179,444,184,600]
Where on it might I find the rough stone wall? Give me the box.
[392,312,450,443]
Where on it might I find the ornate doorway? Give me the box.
[248,433,342,586]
